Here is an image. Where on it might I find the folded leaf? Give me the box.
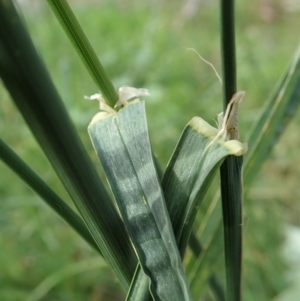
[162,115,247,255]
[88,100,192,301]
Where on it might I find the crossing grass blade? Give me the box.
[125,265,152,301]
[88,100,192,301]
[244,44,300,193]
[46,0,118,106]
[0,139,99,253]
[0,1,136,289]
[188,231,225,301]
[189,221,223,298]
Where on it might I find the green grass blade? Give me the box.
[46,0,117,106]
[0,1,136,289]
[189,222,223,298]
[88,100,192,301]
[219,1,242,300]
[244,44,300,191]
[125,265,152,301]
[188,233,225,301]
[0,139,99,253]
[219,155,243,301]
[162,116,246,256]
[186,194,223,298]
[24,257,106,301]
[187,44,300,301]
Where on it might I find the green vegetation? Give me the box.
[0,1,299,301]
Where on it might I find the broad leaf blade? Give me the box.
[88,101,192,301]
[162,116,247,255]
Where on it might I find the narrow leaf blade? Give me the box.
[0,1,136,288]
[46,0,117,106]
[0,139,99,253]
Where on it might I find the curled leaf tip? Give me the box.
[189,115,247,156]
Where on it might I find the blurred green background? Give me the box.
[0,0,299,300]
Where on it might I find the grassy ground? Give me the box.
[0,0,299,300]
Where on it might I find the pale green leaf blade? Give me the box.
[162,116,247,255]
[126,114,239,301]
[128,111,246,300]
[117,102,188,277]
[88,101,192,301]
